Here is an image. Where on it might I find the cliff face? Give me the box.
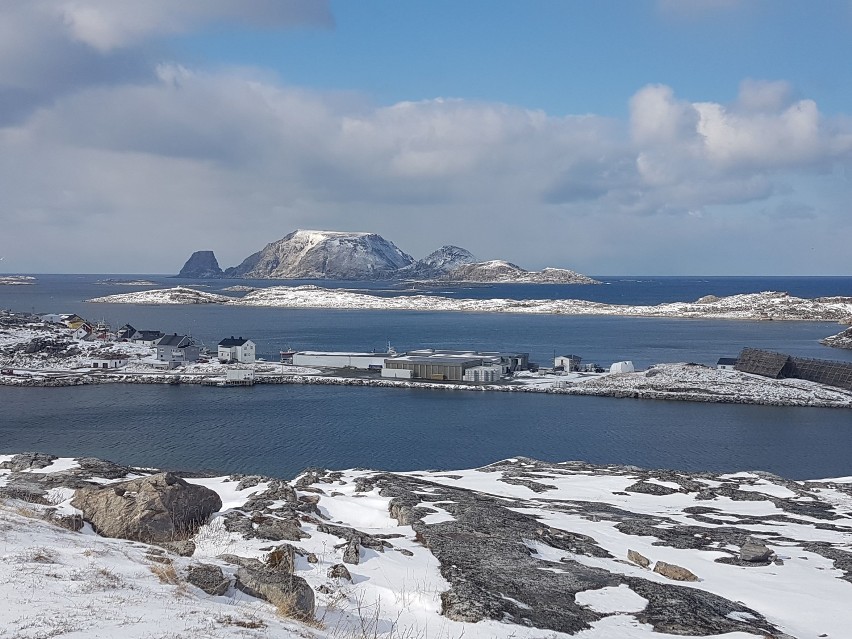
[176,251,223,279]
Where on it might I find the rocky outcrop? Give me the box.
[653,561,699,582]
[446,260,600,284]
[187,563,230,596]
[176,251,224,279]
[397,245,477,280]
[740,538,773,563]
[232,559,315,619]
[821,326,852,350]
[71,472,222,543]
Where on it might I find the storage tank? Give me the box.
[610,361,635,374]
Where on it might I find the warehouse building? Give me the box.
[293,350,394,370]
[382,349,528,382]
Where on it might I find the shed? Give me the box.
[734,348,793,379]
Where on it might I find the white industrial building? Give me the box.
[225,368,255,383]
[293,351,394,370]
[218,337,256,364]
[462,365,502,383]
[610,361,635,374]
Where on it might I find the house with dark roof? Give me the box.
[116,324,137,341]
[156,334,199,364]
[130,330,165,346]
[218,336,256,364]
[716,357,738,371]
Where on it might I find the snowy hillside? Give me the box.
[2,453,851,638]
[223,230,414,280]
[447,260,601,284]
[87,286,852,323]
[397,245,478,279]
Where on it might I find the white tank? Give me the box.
[610,361,635,374]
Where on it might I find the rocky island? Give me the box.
[1,452,849,638]
[175,229,600,284]
[822,326,852,350]
[88,286,852,323]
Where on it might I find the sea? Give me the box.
[2,274,852,480]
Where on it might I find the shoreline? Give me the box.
[4,364,851,409]
[86,286,852,323]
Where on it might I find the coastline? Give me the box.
[86,286,852,323]
[4,363,852,409]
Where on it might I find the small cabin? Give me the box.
[717,357,738,371]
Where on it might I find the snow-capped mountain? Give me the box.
[397,245,477,279]
[176,230,598,283]
[222,230,414,280]
[446,260,601,284]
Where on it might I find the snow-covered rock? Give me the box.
[3,454,852,639]
[397,245,478,279]
[222,229,414,280]
[822,326,852,350]
[447,260,600,284]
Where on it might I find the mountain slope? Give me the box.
[230,230,414,280]
[397,245,477,279]
[447,260,601,284]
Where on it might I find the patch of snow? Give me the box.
[574,584,648,613]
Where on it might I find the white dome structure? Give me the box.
[610,361,635,374]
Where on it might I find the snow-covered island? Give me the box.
[822,326,852,350]
[1,452,850,639]
[3,312,851,408]
[0,275,36,285]
[88,286,852,323]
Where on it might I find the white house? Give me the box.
[610,361,635,374]
[218,337,256,364]
[554,354,582,372]
[90,356,129,369]
[73,324,93,340]
[717,357,738,371]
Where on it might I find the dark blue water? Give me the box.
[2,274,852,479]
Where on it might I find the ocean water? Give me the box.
[2,274,851,479]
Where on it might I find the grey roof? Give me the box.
[219,336,250,347]
[734,348,792,379]
[134,330,164,341]
[717,357,738,366]
[158,334,192,347]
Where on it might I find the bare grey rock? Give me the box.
[176,251,223,279]
[1,452,57,472]
[70,472,222,543]
[234,562,315,619]
[740,537,773,562]
[265,544,295,574]
[627,549,650,568]
[327,563,352,581]
[343,538,361,565]
[187,563,229,596]
[653,561,699,582]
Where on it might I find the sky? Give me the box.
[2,0,852,275]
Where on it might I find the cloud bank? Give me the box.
[2,1,850,274]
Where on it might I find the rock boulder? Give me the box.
[71,472,222,543]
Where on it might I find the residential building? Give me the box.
[218,337,256,364]
[156,334,199,364]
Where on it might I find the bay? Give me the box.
[2,274,852,480]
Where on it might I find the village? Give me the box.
[3,309,852,408]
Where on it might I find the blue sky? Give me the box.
[176,1,852,117]
[1,0,851,275]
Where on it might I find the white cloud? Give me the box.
[1,2,850,274]
[54,0,333,51]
